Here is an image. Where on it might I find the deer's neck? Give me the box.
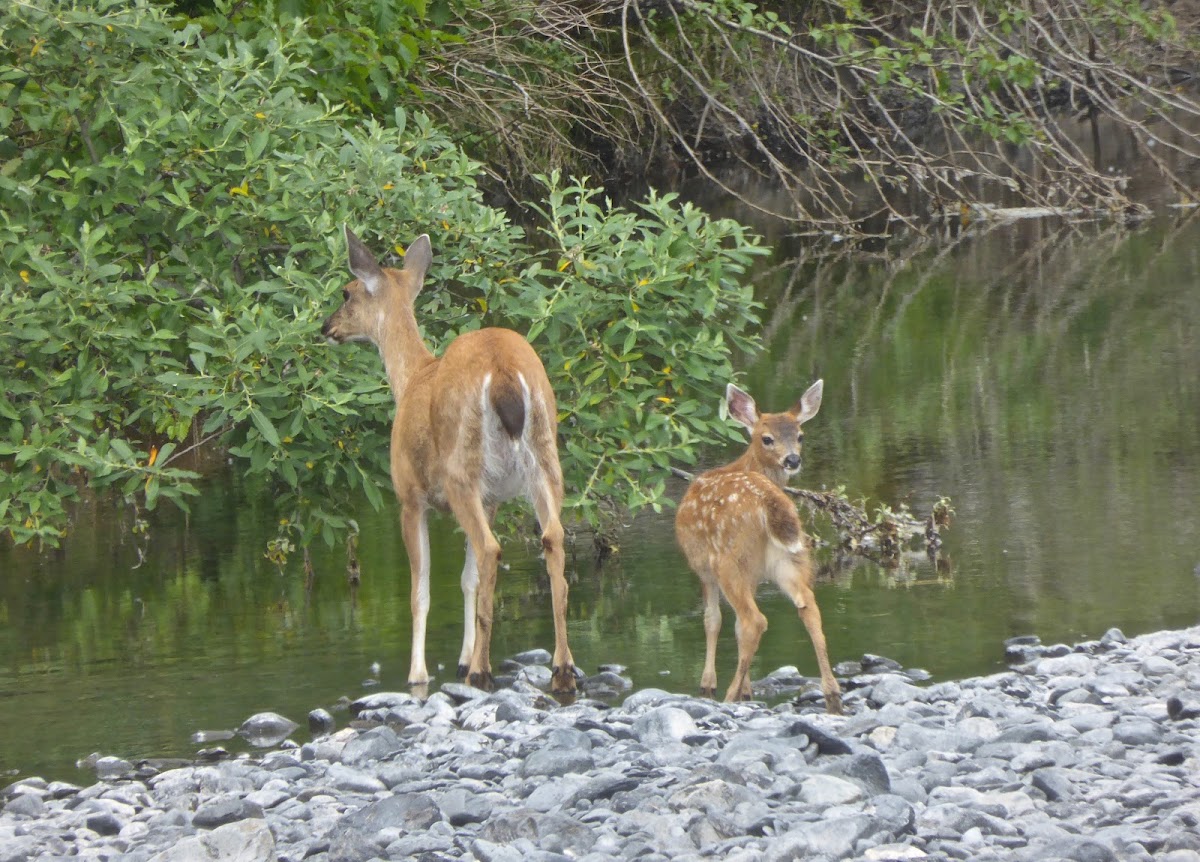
[722,450,787,488]
[376,314,435,406]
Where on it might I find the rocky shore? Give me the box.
[3,625,1200,862]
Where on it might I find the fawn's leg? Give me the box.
[699,575,722,698]
[779,556,843,715]
[718,564,767,702]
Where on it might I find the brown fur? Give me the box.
[322,228,576,693]
[675,380,842,712]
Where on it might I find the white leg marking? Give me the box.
[459,539,479,668]
[409,514,432,683]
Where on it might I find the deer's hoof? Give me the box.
[699,686,716,699]
[456,664,469,680]
[468,670,495,692]
[551,665,577,694]
[825,691,844,716]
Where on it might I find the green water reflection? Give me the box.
[2,216,1198,781]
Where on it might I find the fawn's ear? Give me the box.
[725,383,760,431]
[344,226,386,295]
[793,379,823,425]
[402,234,433,284]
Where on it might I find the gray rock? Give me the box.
[192,796,265,829]
[472,837,526,862]
[1,794,44,818]
[93,755,135,779]
[512,648,553,665]
[621,688,677,710]
[236,712,299,747]
[766,814,878,860]
[308,708,335,735]
[798,774,864,806]
[1031,767,1076,801]
[632,706,697,746]
[348,691,417,716]
[824,751,892,796]
[438,786,496,825]
[521,747,595,778]
[148,819,275,862]
[441,681,490,703]
[86,808,125,835]
[1111,719,1162,746]
[669,778,757,814]
[518,664,554,689]
[325,763,387,794]
[339,725,401,763]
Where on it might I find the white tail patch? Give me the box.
[479,372,537,505]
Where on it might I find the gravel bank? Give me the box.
[3,625,1200,862]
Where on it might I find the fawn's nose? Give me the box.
[783,453,801,471]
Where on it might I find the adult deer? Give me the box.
[321,227,576,694]
[675,381,842,713]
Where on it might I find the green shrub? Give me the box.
[0,0,764,553]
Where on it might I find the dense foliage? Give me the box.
[364,0,1200,229]
[0,0,765,550]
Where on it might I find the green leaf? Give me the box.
[249,408,281,447]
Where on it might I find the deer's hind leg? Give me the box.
[776,551,843,715]
[698,572,722,698]
[445,487,503,691]
[530,457,576,694]
[717,561,768,702]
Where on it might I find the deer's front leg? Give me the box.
[400,502,432,686]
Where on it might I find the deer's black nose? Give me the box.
[783,454,801,471]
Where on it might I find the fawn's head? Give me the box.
[321,227,432,346]
[726,380,823,484]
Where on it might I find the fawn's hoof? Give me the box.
[468,670,495,692]
[551,664,577,694]
[699,686,716,699]
[456,663,469,680]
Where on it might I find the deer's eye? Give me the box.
[342,289,351,301]
[761,435,775,446]
[797,433,805,444]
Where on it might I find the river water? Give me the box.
[1,213,1198,782]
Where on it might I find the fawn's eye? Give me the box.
[761,435,775,446]
[797,433,805,444]
[342,289,351,301]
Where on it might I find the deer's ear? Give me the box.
[725,384,760,430]
[793,379,823,424]
[344,226,386,295]
[403,234,433,283]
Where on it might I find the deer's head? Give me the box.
[321,227,432,346]
[726,380,823,484]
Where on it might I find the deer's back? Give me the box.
[392,327,557,506]
[676,468,805,571]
